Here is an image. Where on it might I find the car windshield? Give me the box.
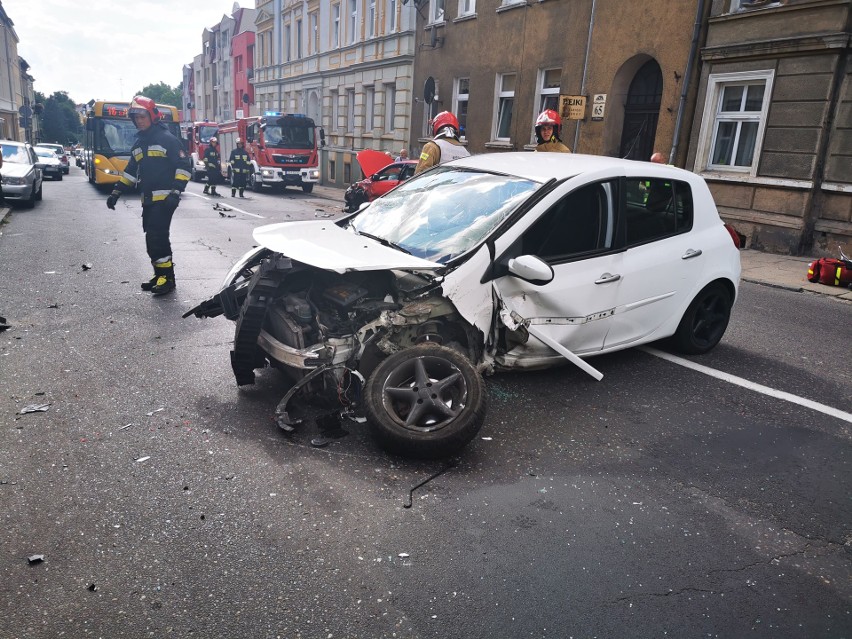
[351,167,539,264]
[35,148,57,158]
[37,145,62,154]
[198,125,218,143]
[2,144,32,164]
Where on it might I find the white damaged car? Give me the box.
[185,153,741,457]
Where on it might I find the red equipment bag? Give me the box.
[810,257,852,286]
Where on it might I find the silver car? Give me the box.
[34,143,70,174]
[34,147,64,181]
[1,141,43,207]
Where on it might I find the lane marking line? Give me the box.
[184,191,265,219]
[640,346,852,424]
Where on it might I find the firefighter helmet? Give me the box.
[431,111,461,139]
[535,109,562,144]
[210,137,218,144]
[128,95,160,123]
[235,137,243,144]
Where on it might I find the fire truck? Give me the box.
[217,112,325,193]
[183,121,220,182]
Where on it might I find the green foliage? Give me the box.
[36,91,83,145]
[136,82,182,109]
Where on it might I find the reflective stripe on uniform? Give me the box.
[120,172,138,186]
[175,169,191,181]
[133,150,143,162]
[150,189,171,201]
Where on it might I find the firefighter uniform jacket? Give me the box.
[204,145,224,185]
[118,123,190,204]
[228,147,251,184]
[535,139,572,153]
[414,138,470,175]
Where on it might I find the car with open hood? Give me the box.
[186,152,742,458]
[344,149,418,212]
[1,141,43,207]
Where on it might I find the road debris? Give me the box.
[27,554,44,565]
[118,423,133,431]
[18,403,50,414]
[145,408,164,416]
[0,315,8,332]
[81,263,93,270]
[135,456,151,463]
[218,211,235,218]
[403,460,457,508]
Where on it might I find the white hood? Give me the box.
[253,221,442,274]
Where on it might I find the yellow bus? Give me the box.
[83,100,182,186]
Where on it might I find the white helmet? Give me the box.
[236,137,243,144]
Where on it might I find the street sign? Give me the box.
[18,104,32,118]
[591,94,607,121]
[559,95,586,120]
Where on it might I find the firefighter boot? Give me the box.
[140,268,158,291]
[150,261,176,296]
[203,184,209,194]
[231,188,236,197]
[239,188,245,198]
[211,187,220,197]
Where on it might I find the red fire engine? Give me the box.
[217,112,325,193]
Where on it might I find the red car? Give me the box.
[344,149,417,212]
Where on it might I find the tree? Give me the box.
[136,82,182,108]
[35,91,83,145]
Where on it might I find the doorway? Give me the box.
[619,60,663,161]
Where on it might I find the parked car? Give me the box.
[34,147,63,181]
[1,140,43,207]
[344,149,418,212]
[34,143,69,174]
[186,153,742,458]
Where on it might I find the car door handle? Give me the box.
[682,249,703,260]
[595,272,621,284]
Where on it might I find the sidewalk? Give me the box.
[2,200,849,302]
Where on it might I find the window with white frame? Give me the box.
[494,73,516,141]
[385,84,396,131]
[389,0,398,31]
[454,77,469,138]
[697,70,774,173]
[532,68,560,142]
[368,0,376,37]
[347,89,356,132]
[332,4,341,48]
[284,23,292,62]
[309,12,318,54]
[430,0,445,23]
[365,87,375,132]
[459,0,476,16]
[332,90,340,131]
[348,0,358,44]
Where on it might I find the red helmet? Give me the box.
[431,111,460,139]
[129,95,160,122]
[535,109,562,143]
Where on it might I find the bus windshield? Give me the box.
[94,118,139,156]
[263,119,315,150]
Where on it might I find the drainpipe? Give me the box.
[669,0,706,166]
[573,0,597,154]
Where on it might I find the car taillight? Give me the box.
[723,223,741,249]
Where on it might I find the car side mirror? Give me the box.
[508,255,554,285]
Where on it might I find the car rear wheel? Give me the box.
[365,344,486,458]
[672,282,732,355]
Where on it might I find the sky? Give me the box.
[3,0,245,104]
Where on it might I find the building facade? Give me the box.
[252,0,418,188]
[0,3,21,140]
[686,0,851,255]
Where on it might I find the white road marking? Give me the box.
[640,346,852,424]
[184,191,265,218]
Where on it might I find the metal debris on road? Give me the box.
[145,408,164,416]
[82,263,93,270]
[118,423,133,431]
[27,554,44,565]
[135,456,151,463]
[218,211,235,218]
[18,403,50,414]
[87,583,98,592]
[403,460,458,509]
[314,210,334,218]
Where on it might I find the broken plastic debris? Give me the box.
[118,423,133,431]
[87,583,98,591]
[19,403,50,414]
[27,554,44,564]
[398,552,410,558]
[82,263,93,270]
[0,316,8,332]
[481,437,493,441]
[135,456,151,463]
[145,408,164,416]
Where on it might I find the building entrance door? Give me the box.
[619,59,663,161]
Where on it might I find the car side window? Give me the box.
[624,177,693,246]
[400,165,415,181]
[521,181,615,261]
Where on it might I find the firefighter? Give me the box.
[202,137,224,196]
[534,109,571,153]
[414,111,470,175]
[229,138,251,198]
[105,95,190,296]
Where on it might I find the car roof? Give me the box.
[1,139,28,146]
[446,152,698,184]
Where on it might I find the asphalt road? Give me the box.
[1,169,850,639]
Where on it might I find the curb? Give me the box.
[0,206,10,225]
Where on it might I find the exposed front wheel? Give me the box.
[672,282,732,354]
[250,173,262,192]
[302,183,314,194]
[365,344,486,458]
